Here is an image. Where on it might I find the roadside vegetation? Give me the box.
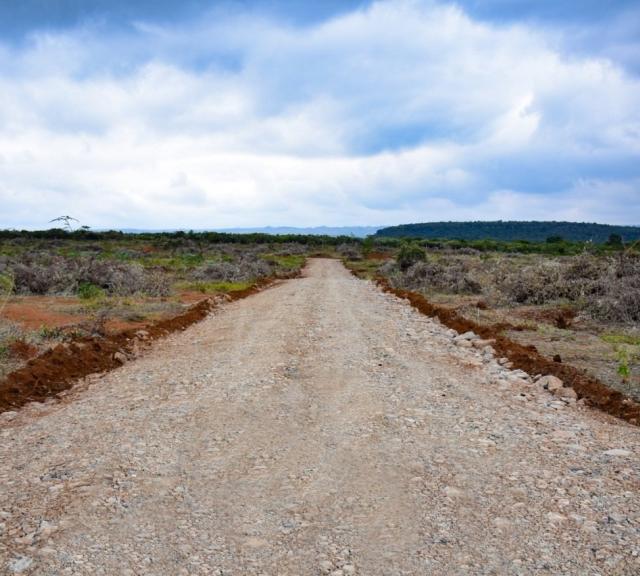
[0,230,340,379]
[342,236,640,400]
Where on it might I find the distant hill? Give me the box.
[214,226,382,238]
[374,221,640,243]
[120,226,383,238]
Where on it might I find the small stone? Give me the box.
[444,486,464,499]
[455,339,473,348]
[38,548,57,557]
[0,411,18,422]
[38,520,58,538]
[493,517,511,529]
[539,375,563,391]
[14,533,35,546]
[319,560,334,574]
[8,556,33,573]
[459,331,479,340]
[113,351,128,364]
[603,449,632,457]
[472,339,495,349]
[554,386,578,401]
[342,564,356,575]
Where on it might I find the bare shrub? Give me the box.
[495,260,567,305]
[12,259,71,294]
[337,243,362,261]
[403,259,481,294]
[8,256,171,297]
[379,247,640,324]
[274,243,307,256]
[378,260,398,278]
[586,254,640,323]
[193,258,273,283]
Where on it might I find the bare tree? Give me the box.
[49,216,79,232]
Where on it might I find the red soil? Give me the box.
[2,297,83,330]
[366,252,392,260]
[8,340,38,360]
[104,319,149,333]
[515,306,577,329]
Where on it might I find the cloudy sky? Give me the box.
[0,0,639,230]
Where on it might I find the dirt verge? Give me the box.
[374,277,640,426]
[0,276,281,414]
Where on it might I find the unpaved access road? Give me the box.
[1,259,639,575]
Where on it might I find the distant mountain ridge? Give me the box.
[119,226,382,238]
[375,221,640,243]
[213,226,382,237]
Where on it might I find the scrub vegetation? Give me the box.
[0,229,341,379]
[344,236,640,400]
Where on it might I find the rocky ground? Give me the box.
[0,259,638,575]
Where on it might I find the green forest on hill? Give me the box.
[375,221,640,243]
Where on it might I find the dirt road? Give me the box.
[1,259,639,575]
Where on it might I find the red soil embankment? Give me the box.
[0,276,280,414]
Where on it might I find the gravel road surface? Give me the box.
[1,259,639,575]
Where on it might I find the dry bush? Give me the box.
[384,250,640,324]
[384,257,481,295]
[11,259,71,294]
[193,258,273,283]
[337,243,362,261]
[586,254,640,323]
[494,259,568,305]
[273,243,307,256]
[493,252,640,323]
[405,259,481,294]
[6,255,171,297]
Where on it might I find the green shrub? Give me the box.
[77,282,105,300]
[180,280,253,294]
[0,272,14,294]
[397,242,426,271]
[601,333,640,346]
[38,325,64,340]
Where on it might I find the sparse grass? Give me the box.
[77,282,105,300]
[601,333,640,346]
[38,325,64,340]
[139,254,206,270]
[343,258,382,279]
[178,280,254,294]
[262,254,306,270]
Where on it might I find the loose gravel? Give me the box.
[0,259,638,575]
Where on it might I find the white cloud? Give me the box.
[0,0,638,229]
